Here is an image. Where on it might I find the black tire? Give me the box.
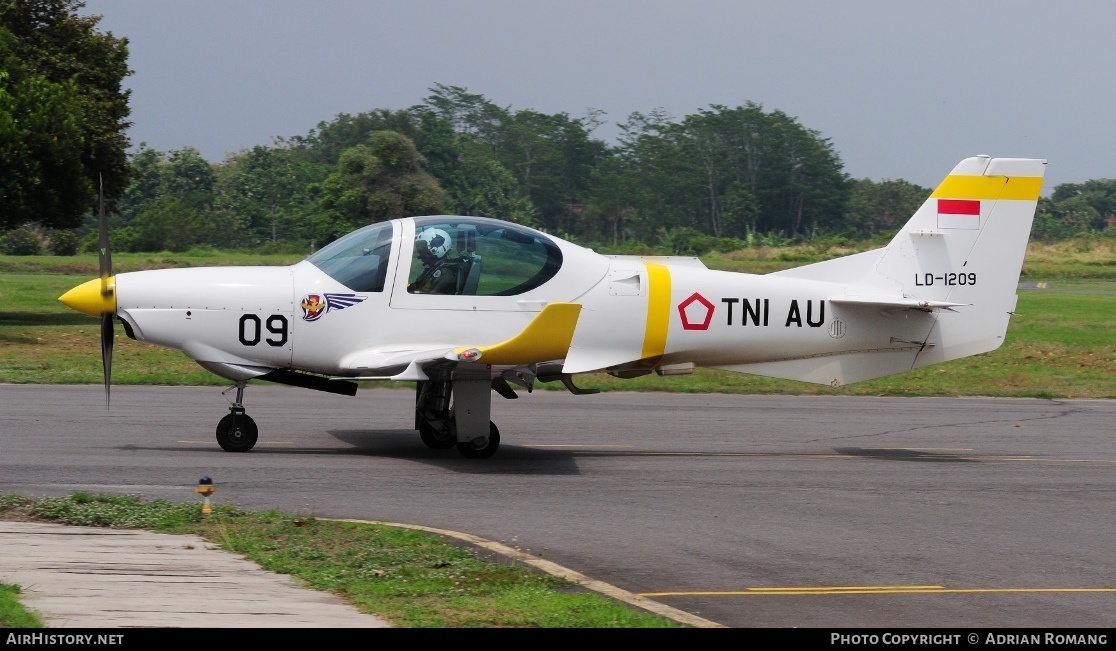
[216,413,258,452]
[456,421,500,459]
[418,418,457,449]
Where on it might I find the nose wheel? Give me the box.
[216,381,258,452]
[216,409,258,452]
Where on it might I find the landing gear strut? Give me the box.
[216,381,258,452]
[415,381,456,449]
[414,379,500,458]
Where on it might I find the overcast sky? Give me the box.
[81,0,1116,193]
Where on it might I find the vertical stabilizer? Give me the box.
[762,156,1046,384]
[868,156,1046,365]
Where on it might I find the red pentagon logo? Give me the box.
[678,292,715,330]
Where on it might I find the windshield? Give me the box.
[306,222,393,292]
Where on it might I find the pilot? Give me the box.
[408,227,460,294]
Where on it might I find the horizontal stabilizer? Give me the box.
[829,295,970,312]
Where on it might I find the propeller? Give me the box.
[97,176,114,407]
[58,176,116,408]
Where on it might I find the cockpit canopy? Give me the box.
[307,216,563,296]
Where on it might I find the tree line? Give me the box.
[2,2,1113,256]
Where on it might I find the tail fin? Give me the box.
[871,156,1045,364]
[774,155,1046,377]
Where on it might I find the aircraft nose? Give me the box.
[59,277,117,316]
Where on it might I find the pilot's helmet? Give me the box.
[416,227,451,262]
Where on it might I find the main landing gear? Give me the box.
[216,380,258,452]
[415,379,500,459]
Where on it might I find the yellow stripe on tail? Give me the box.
[930,175,1043,201]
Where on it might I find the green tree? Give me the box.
[116,144,163,223]
[582,152,655,246]
[115,146,216,224]
[108,145,252,252]
[844,178,929,238]
[610,103,848,241]
[0,224,46,254]
[500,109,606,233]
[316,131,445,241]
[0,0,132,225]
[451,145,536,223]
[418,85,606,232]
[422,83,508,144]
[291,109,419,166]
[0,26,88,229]
[414,112,535,223]
[1032,195,1101,242]
[609,109,689,242]
[127,195,246,252]
[215,143,331,247]
[1049,179,1116,232]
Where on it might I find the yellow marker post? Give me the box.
[196,476,215,515]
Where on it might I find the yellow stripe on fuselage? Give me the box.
[930,175,1043,201]
[641,262,671,364]
[464,302,582,365]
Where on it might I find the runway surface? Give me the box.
[1,384,1113,628]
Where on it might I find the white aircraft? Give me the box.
[60,155,1046,458]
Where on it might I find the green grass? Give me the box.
[1019,237,1116,280]
[0,251,303,275]
[0,493,684,628]
[0,583,45,629]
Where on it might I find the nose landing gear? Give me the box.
[216,381,258,452]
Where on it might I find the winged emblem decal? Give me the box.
[300,292,367,322]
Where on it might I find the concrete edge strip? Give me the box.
[324,518,725,629]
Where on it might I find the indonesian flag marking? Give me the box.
[937,199,981,230]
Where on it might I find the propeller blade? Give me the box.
[98,176,112,293]
[101,312,113,407]
[97,175,114,408]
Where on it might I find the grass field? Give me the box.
[1,240,1113,398]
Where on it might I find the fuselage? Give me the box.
[55,158,1048,458]
[107,215,936,383]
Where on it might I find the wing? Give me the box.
[336,303,583,381]
[339,347,456,381]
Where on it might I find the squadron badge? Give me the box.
[300,292,367,322]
